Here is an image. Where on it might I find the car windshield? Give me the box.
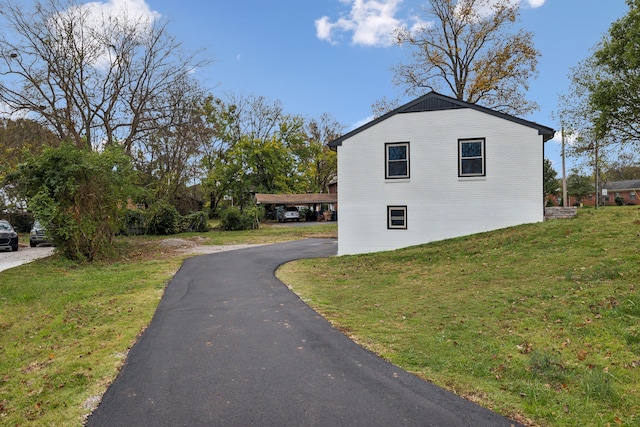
[0,222,11,231]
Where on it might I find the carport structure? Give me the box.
[254,193,337,221]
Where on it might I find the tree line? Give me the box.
[555,0,640,191]
[0,0,340,260]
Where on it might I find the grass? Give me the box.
[277,207,640,426]
[0,222,336,426]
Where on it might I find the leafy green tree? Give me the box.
[558,0,640,173]
[199,94,343,214]
[134,80,215,208]
[591,0,640,147]
[543,158,560,198]
[567,172,594,201]
[302,113,341,193]
[556,55,619,185]
[393,0,539,115]
[0,118,60,210]
[604,152,640,181]
[7,143,135,261]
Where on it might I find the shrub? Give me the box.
[6,143,134,261]
[146,202,181,235]
[122,209,146,236]
[219,206,263,231]
[181,211,209,232]
[615,196,624,206]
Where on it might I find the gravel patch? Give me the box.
[159,238,265,255]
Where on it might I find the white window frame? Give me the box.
[385,142,410,179]
[387,206,407,230]
[459,138,485,177]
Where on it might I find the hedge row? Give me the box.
[122,203,208,236]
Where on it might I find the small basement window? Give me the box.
[387,206,407,229]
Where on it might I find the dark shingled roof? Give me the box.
[254,193,337,205]
[328,91,556,148]
[603,179,640,191]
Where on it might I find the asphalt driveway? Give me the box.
[87,238,521,426]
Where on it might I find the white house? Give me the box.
[328,92,555,256]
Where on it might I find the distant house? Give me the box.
[328,91,555,256]
[603,179,640,205]
[548,179,640,207]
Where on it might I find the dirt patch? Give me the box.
[159,238,264,255]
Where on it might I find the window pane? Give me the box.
[461,142,482,158]
[388,206,407,229]
[388,162,407,177]
[388,145,406,161]
[461,158,483,175]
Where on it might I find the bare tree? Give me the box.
[393,0,539,115]
[0,0,208,152]
[134,77,214,206]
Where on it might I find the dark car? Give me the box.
[0,219,19,252]
[30,220,52,247]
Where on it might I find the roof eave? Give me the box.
[327,91,556,147]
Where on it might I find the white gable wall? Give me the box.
[336,107,544,255]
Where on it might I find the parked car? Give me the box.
[0,219,19,252]
[30,220,52,247]
[278,206,300,222]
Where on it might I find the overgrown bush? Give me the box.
[219,206,263,231]
[181,211,209,232]
[145,202,181,235]
[615,196,624,206]
[122,207,209,235]
[6,143,134,261]
[122,209,146,236]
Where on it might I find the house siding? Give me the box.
[336,107,544,255]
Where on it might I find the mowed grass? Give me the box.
[278,207,640,426]
[0,222,336,426]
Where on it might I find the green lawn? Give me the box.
[2,210,639,426]
[278,207,640,427]
[0,222,336,426]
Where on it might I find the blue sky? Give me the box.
[90,0,630,174]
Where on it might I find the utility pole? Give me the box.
[594,136,599,210]
[562,127,568,207]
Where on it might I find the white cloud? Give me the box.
[350,114,375,130]
[456,0,546,21]
[317,0,545,47]
[525,0,546,7]
[550,129,578,146]
[315,0,404,47]
[53,0,161,69]
[81,0,160,26]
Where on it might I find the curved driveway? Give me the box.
[88,239,521,426]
